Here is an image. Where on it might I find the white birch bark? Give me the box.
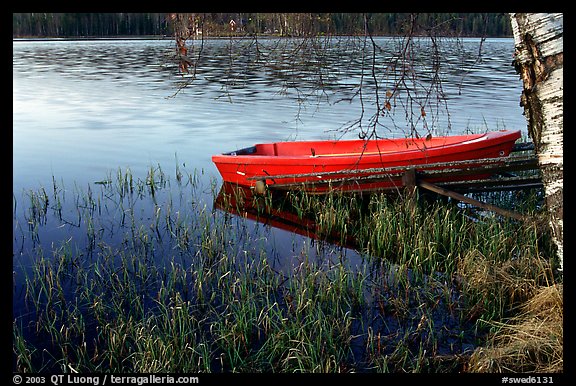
[510,13,563,271]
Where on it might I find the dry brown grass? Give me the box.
[457,248,554,320]
[468,283,563,373]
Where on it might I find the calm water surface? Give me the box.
[12,36,527,290]
[13,37,527,272]
[13,37,525,194]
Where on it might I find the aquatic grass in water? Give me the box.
[12,165,559,373]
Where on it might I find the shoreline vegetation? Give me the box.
[13,163,562,373]
[13,13,513,40]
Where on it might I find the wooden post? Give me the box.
[402,168,417,192]
[402,168,417,212]
[254,180,267,195]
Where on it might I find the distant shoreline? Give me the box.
[13,35,174,42]
[13,34,513,42]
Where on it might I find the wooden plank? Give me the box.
[448,183,543,194]
[434,176,543,193]
[252,154,541,201]
[248,155,538,182]
[263,171,541,194]
[417,158,539,179]
[418,180,526,221]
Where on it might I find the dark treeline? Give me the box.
[13,13,169,37]
[13,13,512,38]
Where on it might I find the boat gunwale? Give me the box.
[212,131,520,165]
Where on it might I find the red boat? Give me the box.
[212,130,522,193]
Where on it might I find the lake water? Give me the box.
[13,37,527,369]
[13,36,528,280]
[13,37,525,195]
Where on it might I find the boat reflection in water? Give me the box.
[213,182,362,251]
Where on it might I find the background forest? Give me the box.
[13,13,513,38]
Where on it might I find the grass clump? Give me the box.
[468,283,563,373]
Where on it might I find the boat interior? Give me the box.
[246,135,484,158]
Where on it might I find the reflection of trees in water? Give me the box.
[171,14,498,140]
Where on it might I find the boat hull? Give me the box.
[212,130,522,192]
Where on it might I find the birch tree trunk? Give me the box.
[510,13,563,272]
